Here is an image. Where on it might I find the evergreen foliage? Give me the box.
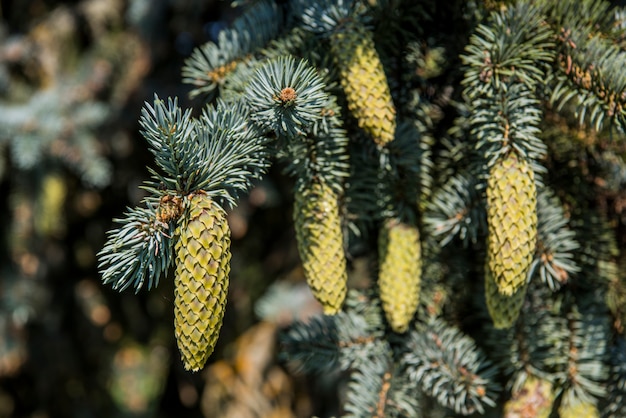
[96,0,626,416]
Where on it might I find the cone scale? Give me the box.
[330,19,396,147]
[174,193,231,371]
[294,181,347,315]
[378,218,422,333]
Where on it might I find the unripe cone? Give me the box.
[485,266,527,329]
[294,181,347,314]
[330,19,396,147]
[487,153,537,296]
[378,218,422,333]
[175,193,231,371]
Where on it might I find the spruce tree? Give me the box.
[98,0,626,415]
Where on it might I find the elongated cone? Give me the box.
[503,375,554,418]
[487,153,537,296]
[330,19,396,147]
[294,181,347,314]
[175,193,231,371]
[378,218,422,333]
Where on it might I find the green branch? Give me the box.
[401,318,501,415]
[98,200,174,292]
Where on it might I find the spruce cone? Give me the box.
[294,181,347,315]
[330,19,396,147]
[487,153,537,296]
[175,193,231,371]
[485,267,527,329]
[378,218,422,333]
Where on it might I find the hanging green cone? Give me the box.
[174,192,231,371]
[486,153,537,296]
[294,181,347,315]
[378,218,422,333]
[330,19,396,147]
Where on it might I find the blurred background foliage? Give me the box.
[0,0,320,416]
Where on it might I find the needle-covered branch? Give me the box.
[181,0,283,99]
[98,200,175,292]
[401,318,501,415]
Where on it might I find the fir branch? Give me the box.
[432,122,474,186]
[612,6,626,47]
[539,0,615,33]
[602,336,626,417]
[411,108,438,211]
[245,56,329,138]
[181,33,247,99]
[550,33,626,132]
[529,188,580,291]
[462,2,554,165]
[416,239,448,319]
[139,95,199,192]
[380,120,433,222]
[541,0,626,132]
[309,90,344,138]
[141,97,270,206]
[231,0,283,50]
[554,296,610,406]
[344,356,420,418]
[343,136,385,244]
[462,1,555,94]
[215,55,261,103]
[401,318,501,415]
[98,200,174,293]
[261,26,312,61]
[280,311,381,375]
[484,283,565,393]
[384,368,423,418]
[468,81,547,168]
[343,353,390,418]
[299,0,356,34]
[570,212,619,290]
[342,289,386,337]
[423,172,485,247]
[275,93,349,195]
[181,0,282,99]
[194,99,270,207]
